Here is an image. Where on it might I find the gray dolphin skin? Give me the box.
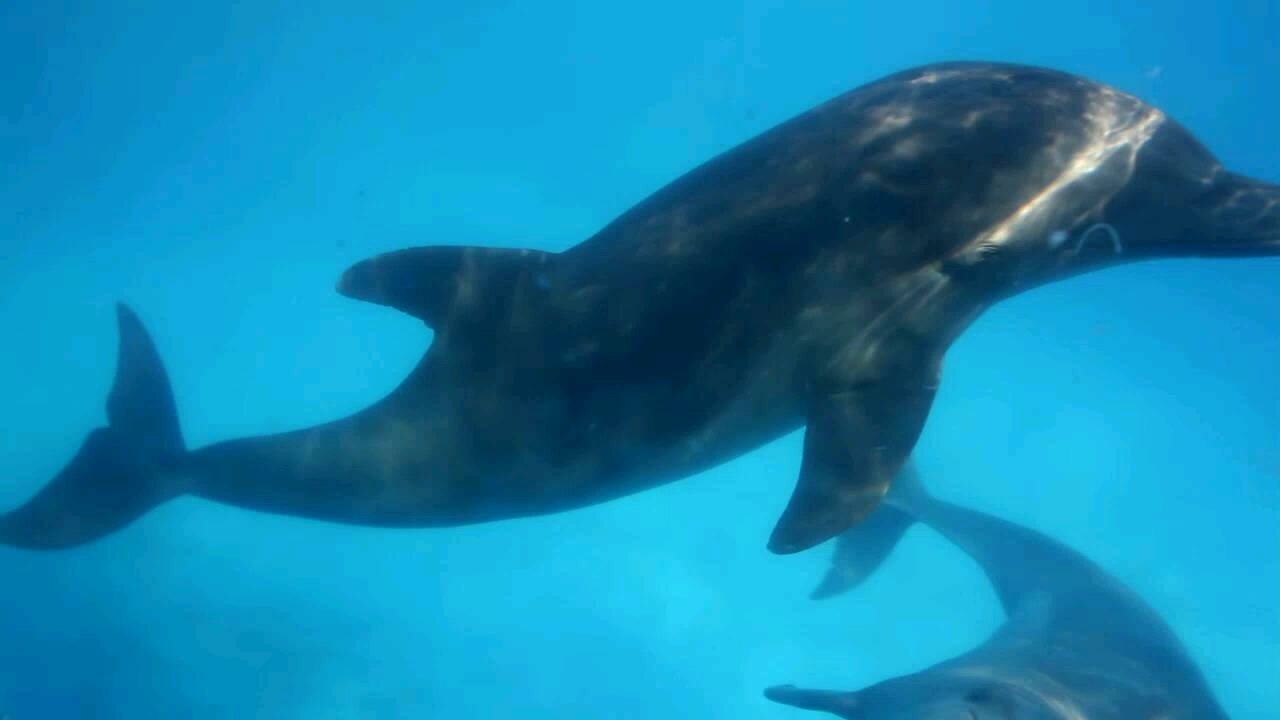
[767,467,1230,719]
[2,62,1277,553]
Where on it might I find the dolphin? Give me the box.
[2,61,1277,552]
[766,466,1231,719]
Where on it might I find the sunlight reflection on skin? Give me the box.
[964,95,1162,257]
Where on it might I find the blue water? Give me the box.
[1,1,1276,717]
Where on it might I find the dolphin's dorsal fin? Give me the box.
[336,245,556,330]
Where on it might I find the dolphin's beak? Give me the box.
[1189,173,1280,258]
[1113,171,1280,262]
[765,685,861,718]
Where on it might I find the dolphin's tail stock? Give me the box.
[0,305,185,550]
[809,463,929,599]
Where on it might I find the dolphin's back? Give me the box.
[913,496,1163,633]
[563,62,1111,282]
[900,488,1229,718]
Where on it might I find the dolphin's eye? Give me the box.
[942,241,1006,278]
[974,242,1004,261]
[965,687,995,704]
[964,686,1015,719]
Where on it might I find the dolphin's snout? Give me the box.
[1198,173,1280,257]
[765,685,861,716]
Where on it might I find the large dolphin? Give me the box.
[2,62,1277,552]
[766,466,1230,719]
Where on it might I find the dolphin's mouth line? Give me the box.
[1071,222,1124,255]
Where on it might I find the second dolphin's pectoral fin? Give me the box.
[336,245,556,330]
[809,502,915,599]
[768,378,937,555]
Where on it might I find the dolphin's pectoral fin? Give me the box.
[336,245,556,330]
[768,378,936,555]
[810,502,915,599]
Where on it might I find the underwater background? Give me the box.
[1,1,1277,717]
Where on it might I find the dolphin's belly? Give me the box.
[441,320,812,521]
[450,260,955,524]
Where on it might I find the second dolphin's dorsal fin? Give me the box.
[336,245,556,330]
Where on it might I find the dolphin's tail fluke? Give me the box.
[809,463,929,599]
[0,305,185,550]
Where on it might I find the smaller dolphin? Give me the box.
[766,467,1229,719]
